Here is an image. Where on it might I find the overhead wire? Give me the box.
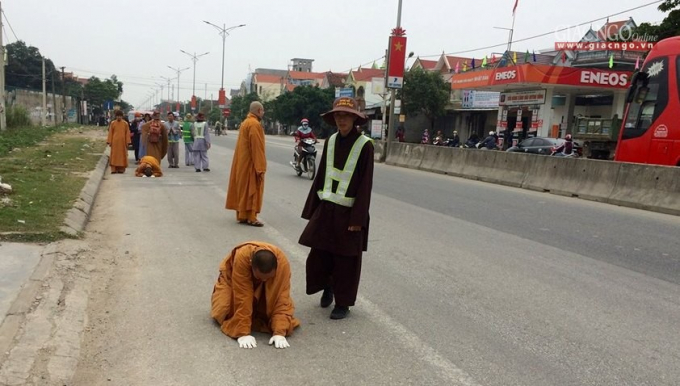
[2,10,19,42]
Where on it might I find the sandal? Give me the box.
[246,220,264,227]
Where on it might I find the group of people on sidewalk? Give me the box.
[214,97,375,349]
[106,110,213,176]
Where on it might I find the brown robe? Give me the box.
[225,113,267,221]
[210,241,300,338]
[299,129,374,256]
[107,119,131,168]
[134,156,163,177]
[141,120,168,163]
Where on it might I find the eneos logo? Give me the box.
[495,70,517,81]
[580,71,629,87]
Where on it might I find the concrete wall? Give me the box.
[385,143,680,216]
[7,88,77,125]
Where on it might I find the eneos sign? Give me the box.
[580,71,629,87]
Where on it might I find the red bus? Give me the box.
[615,37,680,166]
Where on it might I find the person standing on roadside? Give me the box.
[138,112,151,162]
[165,112,182,168]
[182,113,195,166]
[130,112,143,162]
[107,110,131,174]
[298,97,375,320]
[191,112,211,172]
[141,111,168,163]
[226,102,267,227]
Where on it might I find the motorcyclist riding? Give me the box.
[293,118,317,168]
[553,134,574,155]
[480,131,499,150]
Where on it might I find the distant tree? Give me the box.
[83,76,123,114]
[399,68,450,131]
[230,92,260,124]
[5,41,61,91]
[635,1,680,43]
[266,86,335,137]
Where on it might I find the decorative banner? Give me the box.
[191,95,197,111]
[387,36,407,89]
[218,89,227,108]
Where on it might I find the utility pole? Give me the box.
[60,67,67,123]
[0,1,6,131]
[42,58,47,126]
[51,68,57,125]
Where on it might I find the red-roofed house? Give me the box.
[320,71,348,89]
[410,57,438,71]
[253,73,286,101]
[345,67,386,111]
[287,71,325,89]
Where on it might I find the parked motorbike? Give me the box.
[290,138,317,180]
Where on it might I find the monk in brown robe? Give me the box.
[106,110,131,174]
[211,241,300,349]
[226,102,267,227]
[134,155,163,177]
[299,97,374,320]
[140,111,168,164]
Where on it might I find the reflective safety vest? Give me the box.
[317,133,371,207]
[182,122,194,143]
[194,122,206,139]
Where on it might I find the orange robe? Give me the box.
[141,121,168,163]
[210,241,300,338]
[225,113,267,221]
[134,155,163,177]
[107,120,131,168]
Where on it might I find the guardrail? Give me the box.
[383,143,680,216]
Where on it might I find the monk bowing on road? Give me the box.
[210,241,300,349]
[226,101,267,227]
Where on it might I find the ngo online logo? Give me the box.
[552,24,657,51]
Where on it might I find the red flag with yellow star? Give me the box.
[387,36,407,89]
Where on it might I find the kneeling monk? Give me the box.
[211,241,300,349]
[134,155,163,177]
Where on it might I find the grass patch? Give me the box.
[0,126,107,242]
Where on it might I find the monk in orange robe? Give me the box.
[226,102,267,227]
[211,241,300,349]
[140,111,168,164]
[134,155,163,177]
[106,110,131,174]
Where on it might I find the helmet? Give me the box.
[489,131,495,136]
[301,118,309,124]
[565,134,573,140]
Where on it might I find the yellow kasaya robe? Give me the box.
[134,155,163,177]
[107,119,131,168]
[210,241,300,338]
[226,113,267,222]
[141,120,168,163]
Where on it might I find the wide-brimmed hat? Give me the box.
[196,112,205,121]
[185,113,193,120]
[321,97,368,126]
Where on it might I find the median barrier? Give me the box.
[608,162,680,215]
[384,142,679,216]
[460,150,499,184]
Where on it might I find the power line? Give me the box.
[2,10,19,42]
[420,0,664,58]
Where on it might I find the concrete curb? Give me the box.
[0,243,57,363]
[59,151,109,237]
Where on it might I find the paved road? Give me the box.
[72,132,680,386]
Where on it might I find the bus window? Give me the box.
[622,57,669,140]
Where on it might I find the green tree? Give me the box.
[266,86,335,137]
[6,41,61,91]
[635,1,680,42]
[399,68,450,131]
[230,92,260,124]
[83,75,124,114]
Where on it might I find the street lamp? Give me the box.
[203,21,246,107]
[180,50,210,111]
[168,65,190,113]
